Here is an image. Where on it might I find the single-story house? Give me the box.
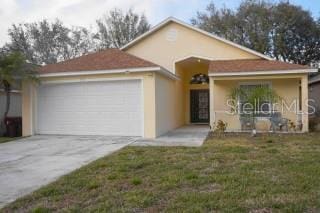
[21,17,317,138]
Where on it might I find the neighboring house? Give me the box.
[21,17,317,138]
[309,74,320,116]
[0,90,22,135]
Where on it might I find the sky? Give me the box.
[0,0,320,46]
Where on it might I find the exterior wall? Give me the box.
[309,82,320,116]
[125,22,260,73]
[0,91,22,135]
[155,73,184,136]
[22,72,157,138]
[210,74,307,132]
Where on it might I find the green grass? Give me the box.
[2,133,320,212]
[0,137,15,144]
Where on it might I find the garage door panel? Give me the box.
[39,83,83,97]
[36,80,143,136]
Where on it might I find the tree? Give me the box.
[236,0,273,54]
[192,0,320,65]
[6,24,34,63]
[68,27,95,60]
[6,20,93,65]
[95,8,150,48]
[271,2,320,64]
[191,4,239,43]
[191,1,273,54]
[0,52,37,131]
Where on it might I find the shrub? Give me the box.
[288,120,296,132]
[214,120,228,134]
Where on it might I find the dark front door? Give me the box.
[190,89,209,123]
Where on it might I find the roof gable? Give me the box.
[121,17,272,60]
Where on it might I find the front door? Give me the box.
[190,89,209,123]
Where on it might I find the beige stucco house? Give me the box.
[21,17,317,138]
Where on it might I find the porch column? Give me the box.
[301,75,309,132]
[209,77,215,130]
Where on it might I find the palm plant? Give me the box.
[229,85,280,135]
[0,52,37,133]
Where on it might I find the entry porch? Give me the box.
[173,57,312,133]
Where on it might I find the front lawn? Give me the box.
[3,133,320,212]
[0,137,15,144]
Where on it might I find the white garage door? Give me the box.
[36,79,143,136]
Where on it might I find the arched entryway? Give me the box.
[175,56,211,124]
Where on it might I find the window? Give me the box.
[190,73,209,84]
[239,83,272,117]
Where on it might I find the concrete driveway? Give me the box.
[132,125,209,147]
[0,135,136,208]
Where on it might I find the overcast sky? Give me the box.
[1,0,319,46]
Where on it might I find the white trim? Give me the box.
[140,79,145,137]
[174,54,213,63]
[39,67,160,77]
[120,17,273,60]
[209,69,318,77]
[173,55,213,74]
[120,17,172,50]
[157,68,180,80]
[33,85,38,135]
[309,79,319,84]
[309,76,320,84]
[39,66,180,81]
[40,77,144,84]
[29,84,34,135]
[0,89,21,93]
